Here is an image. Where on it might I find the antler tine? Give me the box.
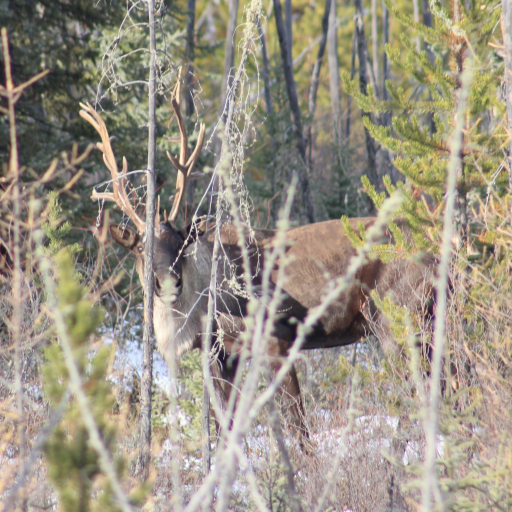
[167,70,206,224]
[79,102,146,234]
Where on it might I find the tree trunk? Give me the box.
[285,0,293,63]
[503,0,512,218]
[273,0,315,223]
[185,0,210,474]
[413,0,421,52]
[382,1,389,104]
[354,0,379,209]
[453,0,468,245]
[422,0,436,135]
[371,0,379,92]
[185,0,196,117]
[380,0,396,184]
[185,0,197,212]
[257,19,280,227]
[308,0,331,119]
[133,0,157,482]
[214,0,240,162]
[221,0,239,111]
[345,30,356,139]
[421,0,433,55]
[328,0,342,142]
[308,0,331,166]
[258,19,274,117]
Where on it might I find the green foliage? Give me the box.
[42,250,144,511]
[341,176,428,262]
[42,192,81,257]
[342,0,506,254]
[323,141,361,220]
[342,0,512,509]
[257,455,297,512]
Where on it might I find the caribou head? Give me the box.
[80,74,206,308]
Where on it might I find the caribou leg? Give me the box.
[267,337,311,451]
[208,338,310,451]
[209,352,239,442]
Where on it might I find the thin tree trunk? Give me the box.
[185,0,209,472]
[258,19,274,116]
[371,0,379,90]
[413,0,421,52]
[422,0,436,135]
[308,0,331,167]
[345,30,356,139]
[133,0,157,482]
[328,0,342,142]
[214,0,240,162]
[186,0,197,211]
[354,0,379,209]
[379,1,396,184]
[285,0,293,63]
[257,19,280,226]
[273,0,315,223]
[382,2,389,104]
[222,0,239,111]
[308,0,331,119]
[503,0,512,218]
[422,0,433,54]
[453,0,468,245]
[185,0,196,117]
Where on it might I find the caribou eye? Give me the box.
[137,246,143,253]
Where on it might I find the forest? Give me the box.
[2,0,512,510]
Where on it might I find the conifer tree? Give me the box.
[40,210,147,510]
[342,2,512,509]
[342,0,504,253]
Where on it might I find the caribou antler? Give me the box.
[167,69,206,223]
[79,103,147,234]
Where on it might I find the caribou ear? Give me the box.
[179,218,206,245]
[110,224,140,251]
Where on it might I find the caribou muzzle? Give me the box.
[154,266,182,303]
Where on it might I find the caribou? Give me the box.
[80,79,435,445]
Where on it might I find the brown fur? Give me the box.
[110,217,435,446]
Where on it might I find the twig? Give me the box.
[133,0,158,482]
[312,371,360,512]
[35,236,134,512]
[421,61,473,512]
[3,391,71,512]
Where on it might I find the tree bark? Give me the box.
[133,0,157,482]
[379,0,396,184]
[371,0,379,92]
[185,0,209,473]
[214,0,240,162]
[221,0,239,111]
[186,0,197,211]
[413,0,421,52]
[345,30,356,139]
[257,19,280,226]
[421,0,432,26]
[258,19,274,116]
[273,0,315,223]
[422,0,436,135]
[185,0,196,117]
[308,0,331,167]
[382,2,389,104]
[308,0,331,119]
[327,0,342,142]
[285,0,293,64]
[354,0,379,209]
[503,0,512,218]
